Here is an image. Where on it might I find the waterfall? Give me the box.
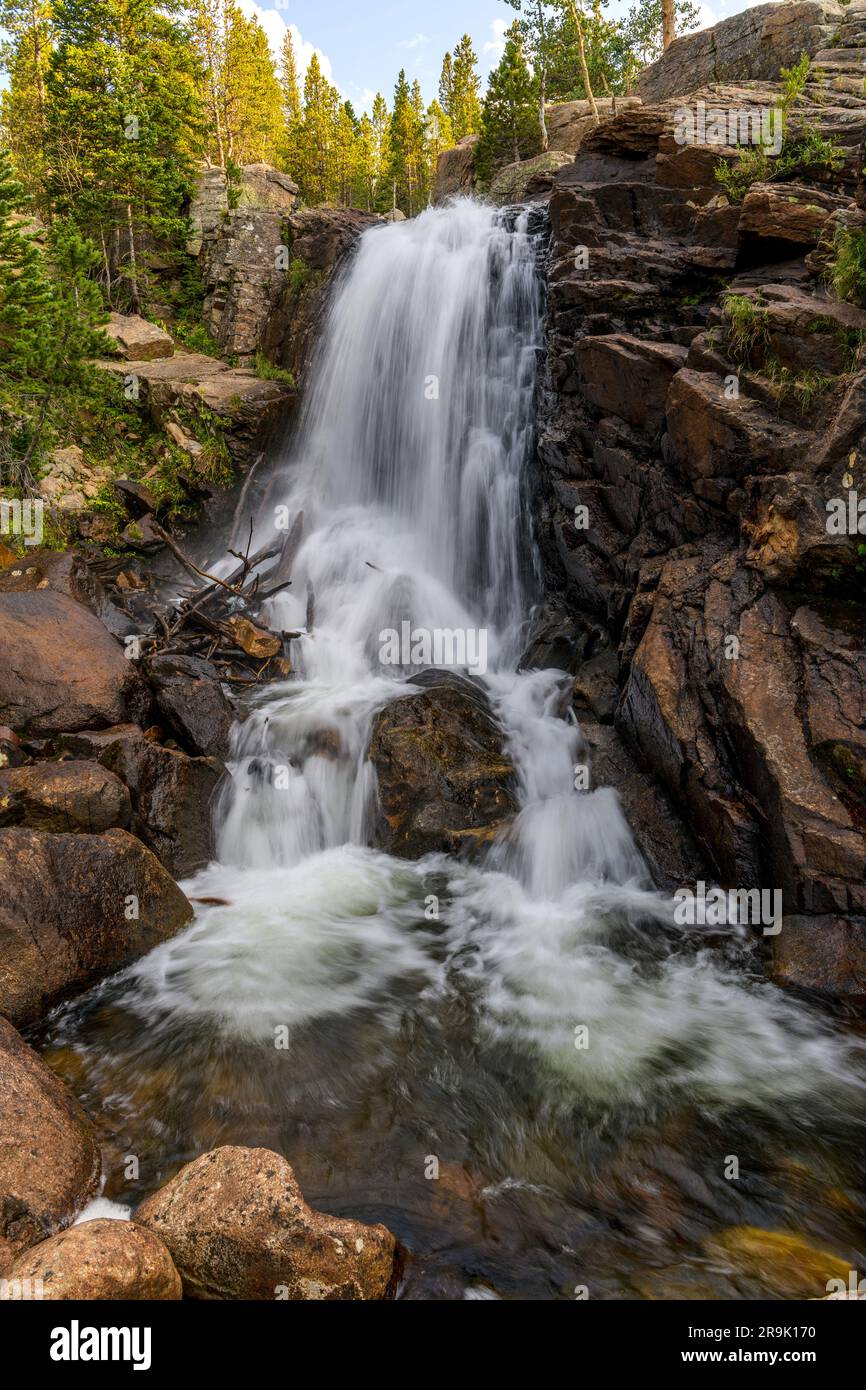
[46,201,865,1298]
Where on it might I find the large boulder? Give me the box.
[145,654,234,760]
[546,97,642,155]
[104,312,174,362]
[135,1146,402,1300]
[0,827,193,1027]
[432,135,478,204]
[635,2,844,102]
[0,761,131,833]
[0,592,143,737]
[79,725,223,878]
[2,1219,182,1300]
[366,673,519,858]
[0,1016,100,1256]
[772,914,866,1002]
[0,549,135,638]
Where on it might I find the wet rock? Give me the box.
[2,1218,182,1300]
[145,654,234,760]
[104,312,174,362]
[581,716,710,893]
[262,206,379,381]
[0,827,193,1027]
[572,649,621,724]
[135,1146,402,1300]
[367,673,519,858]
[82,725,224,878]
[576,335,687,434]
[0,761,131,833]
[704,1225,852,1299]
[0,1015,100,1256]
[0,591,143,737]
[772,914,866,1001]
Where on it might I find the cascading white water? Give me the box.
[44,197,866,1298]
[126,199,863,1115]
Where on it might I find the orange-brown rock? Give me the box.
[0,1016,100,1256]
[0,591,142,736]
[0,760,131,833]
[135,1146,402,1300]
[0,827,193,1027]
[2,1218,182,1300]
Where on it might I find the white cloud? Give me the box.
[401,33,430,51]
[483,18,508,64]
[236,2,334,84]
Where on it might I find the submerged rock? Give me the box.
[0,826,193,1027]
[2,1219,182,1300]
[135,1145,402,1300]
[704,1225,853,1300]
[367,672,519,858]
[0,1016,100,1256]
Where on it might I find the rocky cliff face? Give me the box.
[190,162,378,377]
[635,0,845,102]
[538,28,866,1000]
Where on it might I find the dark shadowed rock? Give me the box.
[0,760,131,833]
[367,673,518,858]
[0,592,143,736]
[0,827,193,1027]
[145,654,235,759]
[135,1145,402,1300]
[2,1219,182,1300]
[773,915,866,1001]
[0,1016,100,1256]
[56,724,224,877]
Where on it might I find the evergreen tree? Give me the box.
[0,0,54,206]
[279,26,300,125]
[475,22,539,186]
[450,34,482,140]
[438,50,454,122]
[388,68,427,216]
[369,92,391,211]
[0,147,50,371]
[223,9,283,164]
[294,53,339,204]
[45,0,203,311]
[506,0,558,150]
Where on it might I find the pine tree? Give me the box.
[45,0,203,311]
[0,0,54,206]
[475,22,540,186]
[279,26,301,125]
[370,92,391,212]
[0,147,51,372]
[450,34,482,140]
[438,50,454,122]
[223,9,283,164]
[295,53,338,204]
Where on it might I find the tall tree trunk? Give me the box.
[568,1,599,123]
[126,202,140,314]
[662,0,676,50]
[539,68,548,152]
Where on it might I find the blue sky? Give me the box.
[0,0,768,108]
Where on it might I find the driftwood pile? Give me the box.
[100,511,308,688]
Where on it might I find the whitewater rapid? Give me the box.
[120,198,862,1116]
